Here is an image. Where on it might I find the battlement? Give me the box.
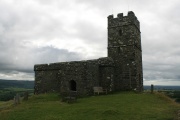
[108,11,140,30]
[108,11,136,20]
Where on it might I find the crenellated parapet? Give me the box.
[108,11,140,31]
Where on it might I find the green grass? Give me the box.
[0,92,179,120]
[0,100,14,111]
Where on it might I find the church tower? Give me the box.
[108,11,143,91]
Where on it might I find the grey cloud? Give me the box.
[0,1,66,42]
[0,0,180,84]
[73,20,107,51]
[0,39,83,79]
[33,46,83,64]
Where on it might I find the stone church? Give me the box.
[34,11,143,96]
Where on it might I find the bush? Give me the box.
[0,91,16,101]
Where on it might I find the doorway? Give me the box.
[69,80,76,91]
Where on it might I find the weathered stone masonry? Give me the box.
[34,11,143,96]
[34,57,114,96]
[108,11,143,91]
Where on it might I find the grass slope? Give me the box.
[0,92,179,120]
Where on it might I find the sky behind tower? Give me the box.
[0,0,180,85]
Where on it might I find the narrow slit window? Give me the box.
[119,29,122,36]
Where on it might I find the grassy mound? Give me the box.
[0,92,179,120]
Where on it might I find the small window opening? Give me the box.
[118,47,121,53]
[119,29,122,36]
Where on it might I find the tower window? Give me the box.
[118,47,120,53]
[119,29,122,36]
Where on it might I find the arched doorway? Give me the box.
[69,80,76,91]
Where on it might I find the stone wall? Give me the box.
[34,57,114,96]
[98,57,114,91]
[107,11,143,91]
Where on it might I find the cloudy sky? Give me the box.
[0,0,180,85]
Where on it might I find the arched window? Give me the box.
[69,80,76,91]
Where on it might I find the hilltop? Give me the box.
[0,92,179,120]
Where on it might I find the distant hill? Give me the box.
[0,79,34,89]
[144,85,180,90]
